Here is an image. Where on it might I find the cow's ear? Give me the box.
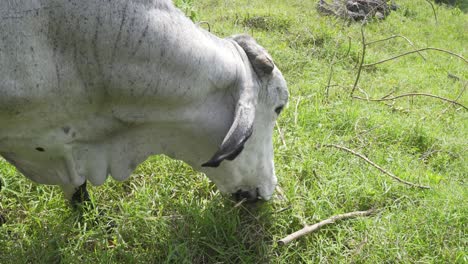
[230,34,274,76]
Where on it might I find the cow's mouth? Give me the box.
[232,187,261,203]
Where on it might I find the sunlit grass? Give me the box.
[1,0,466,262]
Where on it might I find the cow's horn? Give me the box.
[202,35,273,167]
[201,103,255,167]
[201,81,256,167]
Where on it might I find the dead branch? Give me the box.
[353,93,468,110]
[325,50,338,99]
[454,82,468,102]
[350,235,368,258]
[351,30,466,109]
[274,206,292,214]
[380,88,396,99]
[294,96,302,127]
[325,18,352,99]
[453,81,467,102]
[234,198,247,208]
[366,35,426,61]
[345,36,352,57]
[196,21,211,32]
[312,169,322,183]
[363,47,468,67]
[351,26,367,96]
[275,185,289,202]
[447,73,461,82]
[276,121,287,148]
[278,209,376,245]
[0,214,5,227]
[439,81,467,116]
[320,144,431,189]
[425,0,438,24]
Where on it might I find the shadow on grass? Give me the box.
[0,197,275,263]
[162,199,275,263]
[435,0,468,12]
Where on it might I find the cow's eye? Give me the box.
[274,105,284,114]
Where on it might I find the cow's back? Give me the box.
[0,0,107,135]
[1,1,55,114]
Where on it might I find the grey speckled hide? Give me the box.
[0,0,289,201]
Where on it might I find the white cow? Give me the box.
[0,0,288,203]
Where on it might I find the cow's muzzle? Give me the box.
[232,188,260,203]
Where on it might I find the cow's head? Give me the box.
[201,34,288,202]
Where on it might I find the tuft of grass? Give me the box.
[1,0,467,263]
[242,13,291,31]
[174,0,198,21]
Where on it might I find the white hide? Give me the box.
[0,0,289,200]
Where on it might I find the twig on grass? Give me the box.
[357,87,370,100]
[275,185,289,202]
[196,21,211,32]
[363,47,468,67]
[351,26,366,97]
[278,209,376,245]
[344,36,352,57]
[381,88,397,99]
[0,214,6,227]
[226,198,260,221]
[350,235,369,258]
[439,81,467,116]
[325,54,337,99]
[351,27,466,102]
[274,206,292,214]
[312,169,321,183]
[352,93,468,110]
[366,35,426,61]
[325,18,351,100]
[275,121,288,148]
[294,96,302,127]
[234,198,247,208]
[447,73,461,82]
[452,81,466,102]
[325,35,348,99]
[425,0,438,24]
[320,144,431,189]
[350,2,391,96]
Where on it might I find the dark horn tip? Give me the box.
[201,159,221,168]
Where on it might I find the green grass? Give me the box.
[1,0,467,262]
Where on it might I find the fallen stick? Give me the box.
[294,96,302,127]
[424,0,438,25]
[365,35,426,61]
[275,121,288,148]
[362,47,467,67]
[351,26,367,97]
[439,82,467,116]
[352,93,468,111]
[278,209,375,245]
[195,21,211,32]
[321,144,431,189]
[275,185,288,202]
[234,198,247,208]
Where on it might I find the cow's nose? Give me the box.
[232,188,259,203]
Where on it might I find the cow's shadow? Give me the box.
[0,190,275,263]
[162,199,275,263]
